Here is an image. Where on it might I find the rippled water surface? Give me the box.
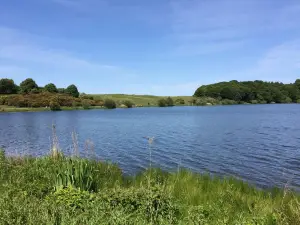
[1,105,300,189]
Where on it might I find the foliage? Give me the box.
[45,83,58,93]
[50,99,61,111]
[104,99,117,109]
[80,93,94,100]
[0,78,18,94]
[82,99,91,110]
[66,85,79,98]
[47,186,94,210]
[194,79,300,104]
[166,97,174,106]
[0,151,300,224]
[123,100,134,108]
[158,98,167,107]
[55,158,96,191]
[58,88,66,94]
[20,78,38,94]
[175,98,185,105]
[158,97,174,107]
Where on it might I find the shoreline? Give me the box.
[1,102,299,113]
[0,151,299,224]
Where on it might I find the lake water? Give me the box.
[1,105,300,190]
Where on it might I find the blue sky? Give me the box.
[0,0,300,95]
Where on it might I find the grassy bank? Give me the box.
[91,94,194,107]
[0,148,299,224]
[0,105,105,113]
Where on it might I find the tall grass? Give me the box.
[1,132,300,224]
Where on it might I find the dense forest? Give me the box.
[194,79,300,104]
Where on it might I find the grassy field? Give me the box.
[0,144,299,224]
[91,94,194,106]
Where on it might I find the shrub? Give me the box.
[80,94,94,100]
[6,95,28,107]
[297,99,300,104]
[158,99,167,107]
[82,99,91,110]
[30,88,41,94]
[221,99,237,105]
[0,96,8,105]
[47,186,94,210]
[175,98,185,105]
[104,99,116,109]
[123,100,134,108]
[66,85,79,98]
[50,99,61,111]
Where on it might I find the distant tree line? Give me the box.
[194,80,300,104]
[0,78,120,110]
[0,78,79,98]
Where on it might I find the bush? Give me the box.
[82,99,91,110]
[104,99,116,109]
[221,99,237,105]
[50,99,61,111]
[297,99,300,104]
[123,100,134,108]
[6,95,28,107]
[158,99,167,107]
[175,98,185,105]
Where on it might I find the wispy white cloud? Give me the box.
[251,40,300,81]
[168,0,300,55]
[0,27,123,74]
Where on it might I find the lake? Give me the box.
[1,105,300,190]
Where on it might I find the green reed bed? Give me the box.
[0,148,299,224]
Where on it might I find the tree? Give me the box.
[66,85,79,98]
[44,83,58,93]
[158,99,167,107]
[166,97,174,106]
[0,79,17,94]
[20,78,38,94]
[104,99,116,109]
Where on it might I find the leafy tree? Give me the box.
[295,79,300,90]
[104,99,116,109]
[166,97,174,106]
[194,79,300,104]
[44,83,58,93]
[66,85,79,98]
[158,99,167,107]
[0,79,18,94]
[20,78,38,94]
